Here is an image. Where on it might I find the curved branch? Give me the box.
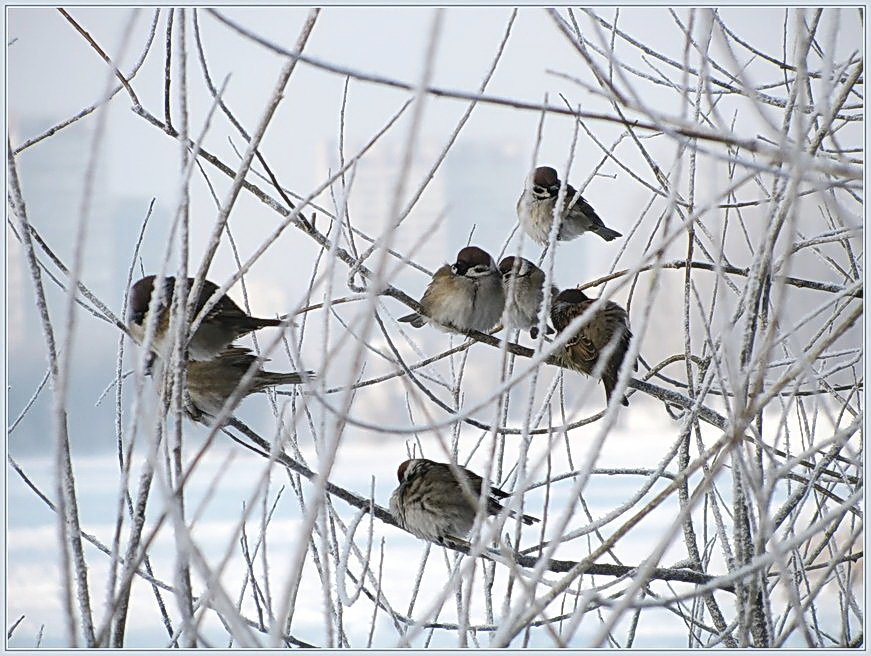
[205,9,860,181]
[224,417,733,592]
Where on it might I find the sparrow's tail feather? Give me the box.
[594,225,622,241]
[603,375,629,407]
[256,370,315,388]
[398,312,427,328]
[222,316,283,337]
[246,316,283,330]
[514,510,540,525]
[489,492,540,525]
[253,316,283,327]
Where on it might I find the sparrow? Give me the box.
[498,256,558,339]
[550,288,635,406]
[127,275,282,361]
[516,166,621,245]
[183,346,312,424]
[398,246,505,333]
[389,458,539,545]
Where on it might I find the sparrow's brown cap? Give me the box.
[128,275,173,325]
[455,246,494,268]
[555,287,590,304]
[533,166,559,188]
[397,459,413,482]
[498,256,518,275]
[128,275,218,324]
[498,256,533,276]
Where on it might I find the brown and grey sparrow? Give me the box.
[498,256,558,339]
[389,458,539,545]
[399,246,505,333]
[550,287,635,406]
[183,346,312,424]
[517,166,621,245]
[128,275,282,361]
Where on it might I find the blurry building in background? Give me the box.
[441,139,526,256]
[314,138,449,265]
[7,115,168,453]
[315,137,535,266]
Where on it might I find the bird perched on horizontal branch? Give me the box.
[499,255,558,339]
[183,346,312,424]
[517,166,621,244]
[399,246,505,333]
[127,275,282,361]
[550,287,635,406]
[389,458,539,545]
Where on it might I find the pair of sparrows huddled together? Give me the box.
[127,275,311,423]
[399,165,634,408]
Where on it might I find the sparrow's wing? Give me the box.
[552,304,593,357]
[558,302,603,371]
[582,301,626,350]
[488,484,510,500]
[561,301,597,355]
[601,303,636,374]
[192,279,249,320]
[417,264,453,316]
[454,466,485,497]
[562,183,603,222]
[559,182,579,204]
[486,488,539,525]
[188,278,221,314]
[200,346,310,390]
[588,302,635,395]
[566,332,598,363]
[212,345,257,365]
[568,195,601,221]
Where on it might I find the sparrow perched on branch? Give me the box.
[183,346,312,424]
[516,166,622,245]
[398,246,505,333]
[498,256,558,339]
[127,275,282,361]
[389,458,539,545]
[550,288,635,406]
